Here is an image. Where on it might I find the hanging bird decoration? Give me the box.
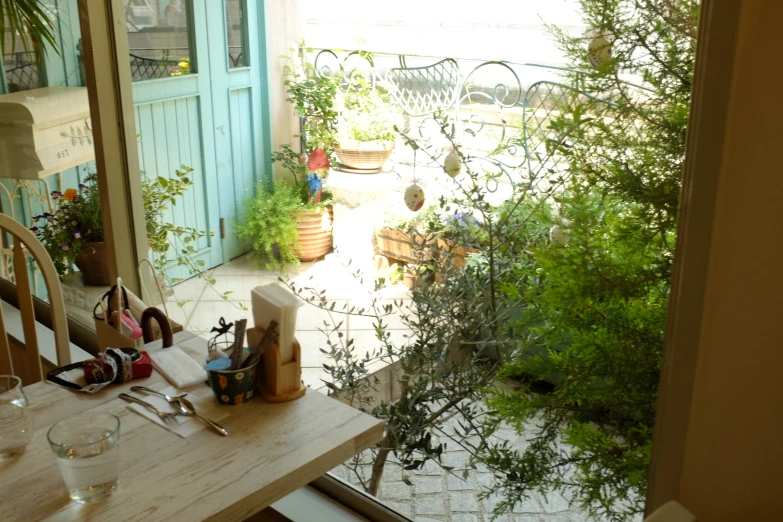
[443,149,462,178]
[306,149,330,204]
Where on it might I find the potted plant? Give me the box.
[33,166,214,288]
[32,175,108,285]
[237,145,333,269]
[335,71,397,173]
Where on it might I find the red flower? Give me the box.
[306,149,330,172]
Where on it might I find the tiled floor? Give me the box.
[163,254,412,391]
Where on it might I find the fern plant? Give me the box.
[235,179,303,270]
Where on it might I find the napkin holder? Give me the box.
[246,326,305,403]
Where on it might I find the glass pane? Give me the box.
[225,0,247,68]
[0,6,101,334]
[2,18,42,93]
[124,0,194,81]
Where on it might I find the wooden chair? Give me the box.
[0,213,70,384]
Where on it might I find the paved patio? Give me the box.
[166,253,412,391]
[166,254,601,522]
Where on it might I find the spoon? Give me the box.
[130,386,228,437]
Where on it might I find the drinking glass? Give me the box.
[0,375,34,457]
[47,412,120,503]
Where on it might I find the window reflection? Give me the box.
[124,0,194,81]
[225,0,247,68]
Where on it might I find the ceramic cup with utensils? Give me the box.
[206,359,258,405]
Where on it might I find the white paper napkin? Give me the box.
[149,346,207,388]
[126,386,229,438]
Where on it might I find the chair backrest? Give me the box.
[386,58,461,117]
[0,213,71,384]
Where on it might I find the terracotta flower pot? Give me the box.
[295,207,333,262]
[74,241,111,286]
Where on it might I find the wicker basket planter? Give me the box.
[335,140,395,172]
[295,207,333,262]
[376,228,434,264]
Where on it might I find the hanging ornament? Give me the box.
[587,33,612,69]
[443,150,462,178]
[405,183,425,212]
[549,225,569,245]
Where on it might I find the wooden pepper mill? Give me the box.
[246,326,305,402]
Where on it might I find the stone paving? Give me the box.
[329,422,596,522]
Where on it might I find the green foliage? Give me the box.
[0,0,58,60]
[235,179,303,270]
[337,72,397,144]
[282,45,340,155]
[32,175,103,276]
[477,1,698,519]
[143,165,216,290]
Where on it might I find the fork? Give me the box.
[131,386,228,436]
[119,393,179,426]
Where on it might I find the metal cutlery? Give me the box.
[130,386,229,437]
[118,393,178,426]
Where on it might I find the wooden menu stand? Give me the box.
[247,326,306,403]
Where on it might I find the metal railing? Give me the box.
[309,48,648,187]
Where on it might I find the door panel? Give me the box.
[130,0,224,281]
[205,0,268,262]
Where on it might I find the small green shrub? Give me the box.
[236,179,303,270]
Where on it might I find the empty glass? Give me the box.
[47,412,120,503]
[0,375,34,457]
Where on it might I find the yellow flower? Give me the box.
[63,188,78,202]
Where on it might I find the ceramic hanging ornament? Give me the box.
[404,149,426,212]
[587,32,612,69]
[405,183,425,212]
[443,149,462,178]
[549,225,569,245]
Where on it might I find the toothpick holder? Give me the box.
[246,326,306,403]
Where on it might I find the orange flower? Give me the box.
[63,188,78,202]
[234,394,244,405]
[218,374,228,390]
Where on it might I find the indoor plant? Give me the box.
[237,145,333,269]
[32,174,107,285]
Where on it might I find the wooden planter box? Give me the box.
[435,238,480,282]
[376,228,434,264]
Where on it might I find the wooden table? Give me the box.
[0,332,383,521]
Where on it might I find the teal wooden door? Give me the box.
[204,0,269,262]
[131,0,224,282]
[130,0,271,278]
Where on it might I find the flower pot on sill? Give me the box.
[335,140,395,173]
[295,207,333,262]
[74,241,110,286]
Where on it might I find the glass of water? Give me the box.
[0,375,34,458]
[47,411,120,503]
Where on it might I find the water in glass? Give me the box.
[47,412,120,503]
[0,375,34,457]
